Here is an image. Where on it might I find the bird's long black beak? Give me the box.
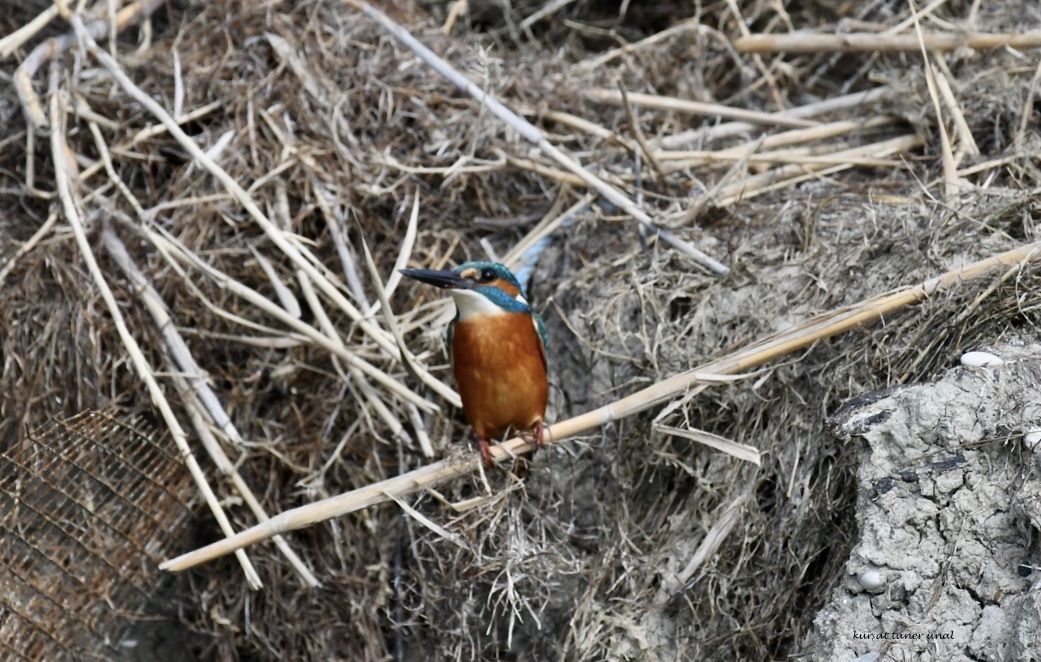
[399,268,472,290]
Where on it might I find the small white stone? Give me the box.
[858,569,885,591]
[960,351,1003,368]
[1024,430,1041,451]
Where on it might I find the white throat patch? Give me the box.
[449,289,508,320]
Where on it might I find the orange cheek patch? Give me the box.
[488,279,520,298]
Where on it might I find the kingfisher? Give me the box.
[401,261,549,467]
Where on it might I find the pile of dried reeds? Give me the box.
[2,0,1041,659]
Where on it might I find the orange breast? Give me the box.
[450,312,548,441]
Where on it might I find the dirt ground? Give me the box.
[2,0,1041,660]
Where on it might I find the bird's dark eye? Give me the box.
[480,268,496,282]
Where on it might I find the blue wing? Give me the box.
[446,317,456,370]
[532,311,548,369]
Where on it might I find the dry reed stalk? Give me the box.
[313,182,368,306]
[710,134,923,206]
[361,214,449,403]
[0,3,59,57]
[655,116,896,162]
[0,213,59,285]
[341,0,730,276]
[654,425,760,465]
[14,0,166,129]
[957,156,1018,178]
[161,239,1041,572]
[501,193,597,267]
[580,17,709,70]
[48,49,261,588]
[654,493,749,600]
[517,0,580,31]
[679,135,765,224]
[360,192,420,318]
[498,150,588,187]
[735,30,1041,54]
[84,105,317,546]
[886,0,954,33]
[618,82,668,182]
[86,121,143,214]
[442,0,468,33]
[379,151,507,176]
[1016,58,1041,151]
[658,87,893,149]
[586,89,819,129]
[661,149,902,171]
[128,100,224,142]
[253,246,303,317]
[727,0,791,109]
[912,9,959,202]
[145,225,446,410]
[930,57,980,159]
[102,230,321,588]
[528,108,632,147]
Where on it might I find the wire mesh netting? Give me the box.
[0,410,193,660]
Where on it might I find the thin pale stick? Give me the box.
[145,225,439,410]
[581,18,706,70]
[722,0,784,108]
[0,3,59,57]
[533,108,632,147]
[681,135,765,224]
[712,134,923,205]
[361,231,459,404]
[654,425,760,465]
[518,0,579,31]
[14,0,166,129]
[656,116,895,162]
[250,245,302,318]
[617,82,667,182]
[665,494,748,594]
[931,61,979,158]
[130,101,223,144]
[886,0,952,34]
[587,89,818,129]
[362,191,421,317]
[49,58,260,588]
[734,30,1041,54]
[911,2,959,202]
[498,150,586,187]
[662,150,901,170]
[314,182,368,305]
[102,228,325,586]
[501,193,596,268]
[442,0,468,33]
[658,87,892,149]
[0,213,59,286]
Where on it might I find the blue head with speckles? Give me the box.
[400,261,547,349]
[451,262,529,313]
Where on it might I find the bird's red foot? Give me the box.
[532,420,547,449]
[478,438,495,467]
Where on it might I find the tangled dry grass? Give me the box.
[3,0,1041,659]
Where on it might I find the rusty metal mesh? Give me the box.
[0,410,193,659]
